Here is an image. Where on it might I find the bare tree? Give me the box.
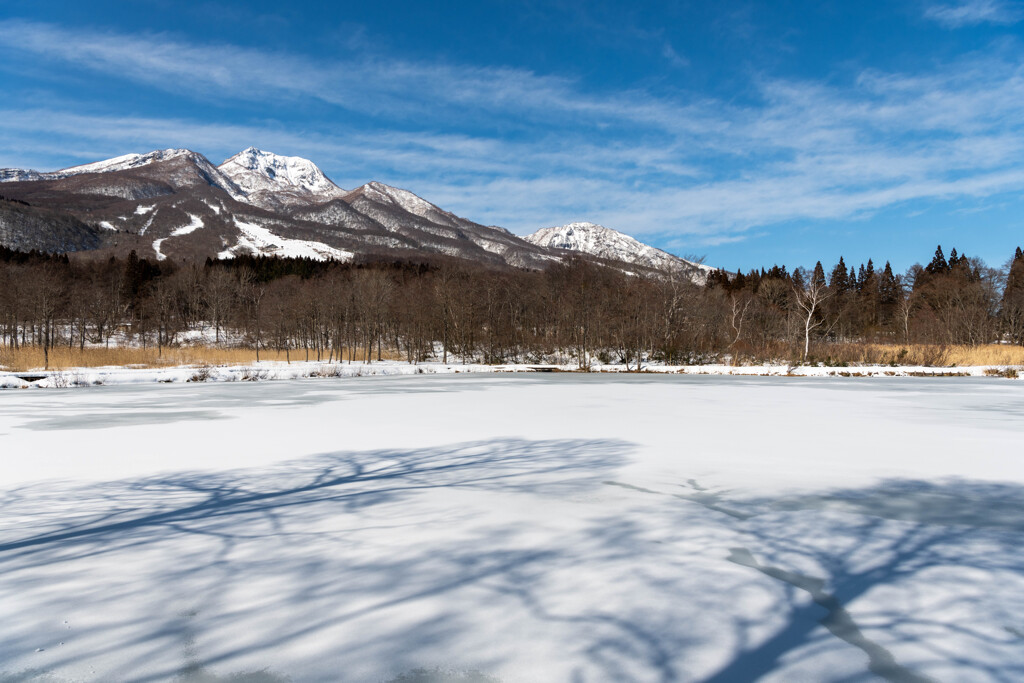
[793,270,832,361]
[28,265,68,369]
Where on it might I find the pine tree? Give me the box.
[858,259,880,330]
[829,257,849,292]
[1003,250,1024,344]
[926,245,949,275]
[812,261,826,289]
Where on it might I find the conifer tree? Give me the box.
[926,245,949,275]
[812,261,826,289]
[829,257,849,292]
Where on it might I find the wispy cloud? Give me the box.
[3,20,1024,253]
[661,43,690,69]
[924,0,1022,27]
[0,19,657,129]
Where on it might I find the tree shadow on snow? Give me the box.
[0,437,629,682]
[698,479,1024,683]
[3,444,1024,682]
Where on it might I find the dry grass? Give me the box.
[0,345,402,371]
[810,343,1024,367]
[5,342,1022,371]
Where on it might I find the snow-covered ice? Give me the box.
[1,375,1022,682]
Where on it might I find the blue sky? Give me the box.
[2,0,1023,271]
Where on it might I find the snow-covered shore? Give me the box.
[1,359,1020,389]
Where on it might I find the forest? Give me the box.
[2,243,1024,369]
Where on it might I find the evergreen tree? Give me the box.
[926,245,949,275]
[879,262,900,303]
[948,248,960,269]
[829,257,849,292]
[857,259,880,330]
[812,261,826,289]
[1004,251,1024,344]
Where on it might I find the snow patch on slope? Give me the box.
[171,213,205,237]
[152,214,204,261]
[220,217,352,262]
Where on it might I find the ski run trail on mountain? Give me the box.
[153,214,205,261]
[2,375,1023,682]
[218,217,354,261]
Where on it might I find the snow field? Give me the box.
[218,217,354,261]
[1,375,1023,681]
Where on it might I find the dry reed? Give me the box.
[809,343,1024,367]
[0,345,402,371]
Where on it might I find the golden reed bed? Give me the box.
[0,346,403,371]
[3,343,1024,372]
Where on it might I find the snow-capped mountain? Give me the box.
[0,147,717,275]
[524,221,714,280]
[1,149,246,201]
[349,181,461,227]
[218,147,347,208]
[57,148,198,176]
[0,148,554,267]
[0,169,43,182]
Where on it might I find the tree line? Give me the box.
[2,243,1023,368]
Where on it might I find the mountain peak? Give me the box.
[218,148,345,199]
[56,148,197,176]
[349,181,455,223]
[524,221,713,280]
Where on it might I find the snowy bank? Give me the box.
[0,360,1021,389]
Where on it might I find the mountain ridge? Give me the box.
[524,221,712,280]
[0,148,714,280]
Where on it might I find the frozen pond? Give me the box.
[2,375,1023,682]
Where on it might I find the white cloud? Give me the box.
[924,0,1022,27]
[0,20,669,129]
[661,43,690,69]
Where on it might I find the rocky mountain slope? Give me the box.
[0,149,712,279]
[0,196,103,254]
[525,222,712,280]
[218,147,347,210]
